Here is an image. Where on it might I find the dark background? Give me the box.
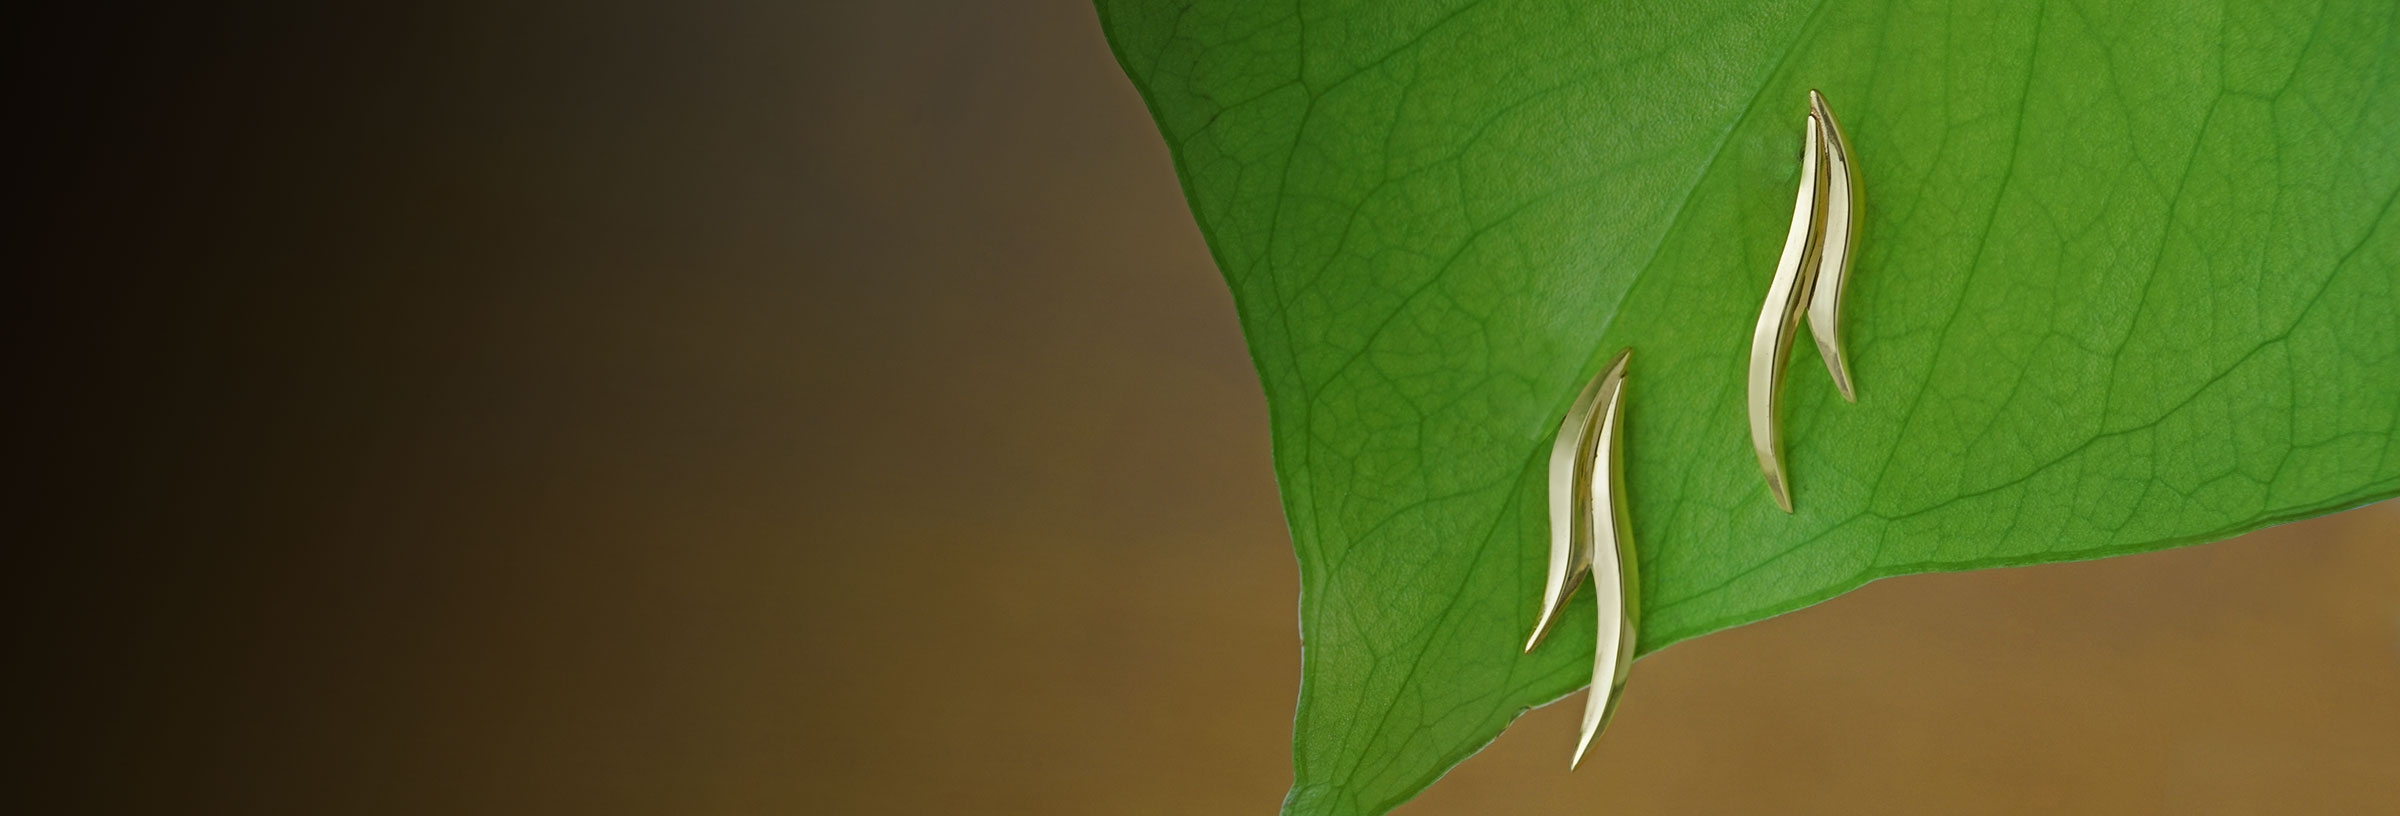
[12,3,2396,814]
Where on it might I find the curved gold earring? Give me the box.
[1749,90,1863,513]
[1526,348,1639,768]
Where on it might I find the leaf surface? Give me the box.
[1097,1,2400,813]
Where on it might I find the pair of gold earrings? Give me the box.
[1525,90,1863,767]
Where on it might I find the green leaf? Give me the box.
[1096,0,2400,812]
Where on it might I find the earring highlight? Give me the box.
[1527,348,1640,769]
[1748,90,1863,513]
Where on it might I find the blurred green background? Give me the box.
[13,2,2395,813]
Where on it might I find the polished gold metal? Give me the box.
[1527,353,1610,652]
[1748,113,1826,513]
[1806,90,1861,401]
[1570,349,1638,769]
[1525,349,1640,769]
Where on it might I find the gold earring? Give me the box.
[1749,90,1862,513]
[1526,348,1639,768]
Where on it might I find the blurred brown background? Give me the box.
[10,2,2395,814]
